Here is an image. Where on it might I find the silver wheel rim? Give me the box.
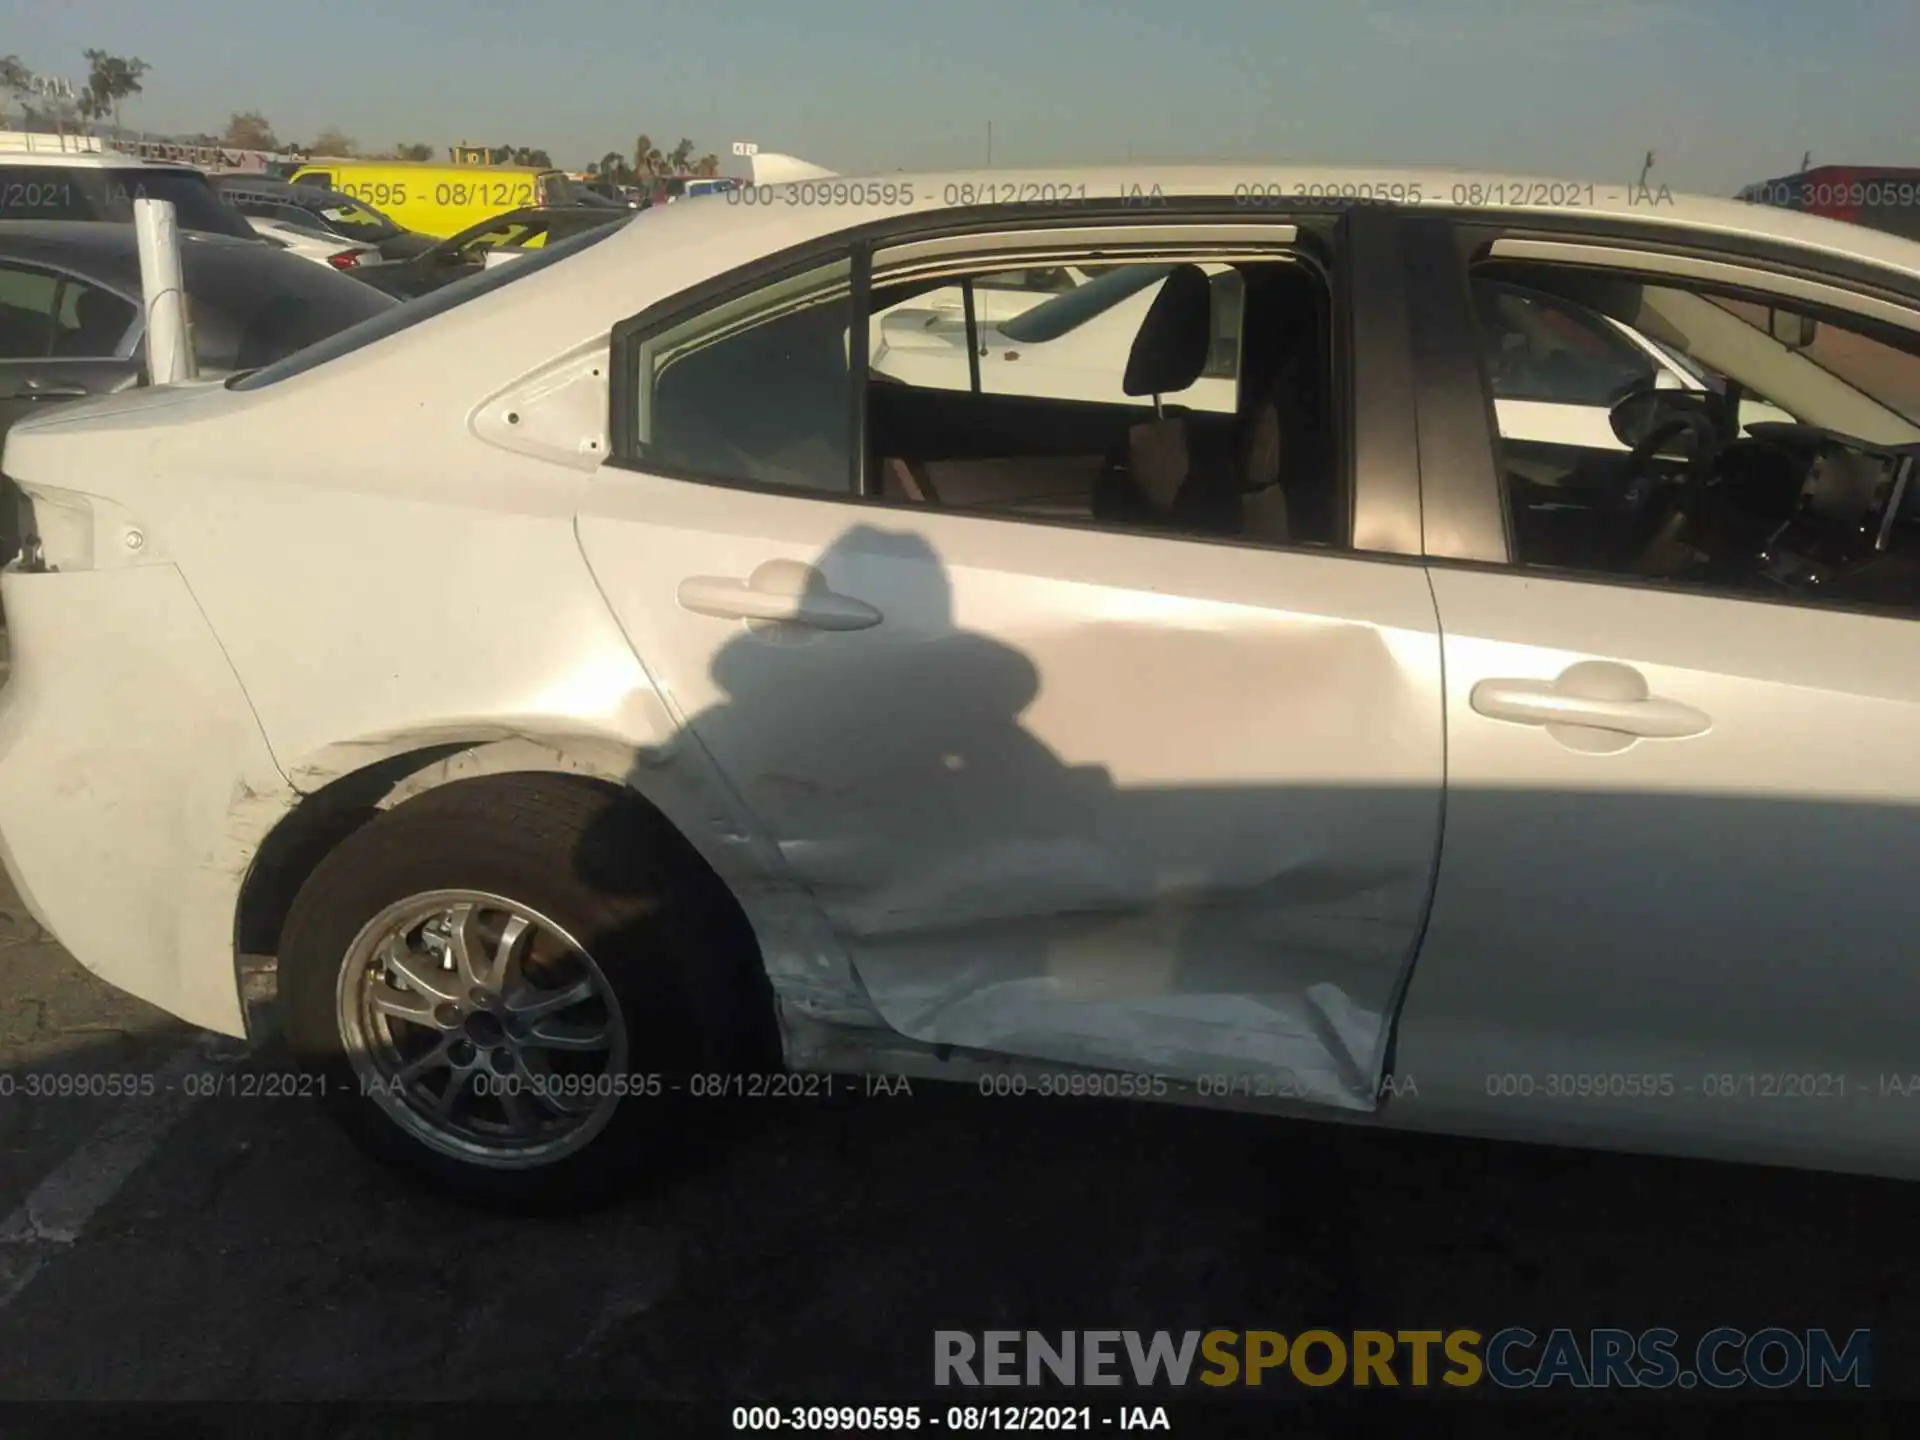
[335,889,630,1170]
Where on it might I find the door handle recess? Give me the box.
[1471,660,1709,753]
[678,558,882,631]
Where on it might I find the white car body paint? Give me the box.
[244,215,384,270]
[577,476,1443,1103]
[1395,572,1920,1178]
[3,164,1920,1176]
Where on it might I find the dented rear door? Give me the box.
[580,210,1441,1109]
[582,481,1443,1108]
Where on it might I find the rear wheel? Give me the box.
[279,774,777,1211]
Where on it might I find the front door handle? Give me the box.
[678,558,882,631]
[1471,660,1709,754]
[16,382,88,400]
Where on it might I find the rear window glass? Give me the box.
[0,166,255,238]
[182,244,398,371]
[229,216,628,389]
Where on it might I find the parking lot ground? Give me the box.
[0,875,1914,1429]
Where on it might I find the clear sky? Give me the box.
[8,0,1916,192]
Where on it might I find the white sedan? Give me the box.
[244,214,384,272]
[5,165,1920,1209]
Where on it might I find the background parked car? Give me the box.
[1738,164,1920,242]
[285,160,578,238]
[0,220,397,561]
[0,132,256,239]
[351,205,628,300]
[573,183,635,210]
[244,215,385,272]
[213,175,436,261]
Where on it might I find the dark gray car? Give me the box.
[0,221,398,560]
[0,161,256,238]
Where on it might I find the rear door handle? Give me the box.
[15,383,88,400]
[678,559,882,631]
[1470,660,1709,752]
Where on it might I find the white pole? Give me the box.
[132,197,195,385]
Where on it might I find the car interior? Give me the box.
[1476,260,1920,613]
[867,257,1340,546]
[640,250,1341,548]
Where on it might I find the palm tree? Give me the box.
[694,153,720,177]
[633,133,663,177]
[668,137,695,172]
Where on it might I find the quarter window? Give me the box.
[634,258,855,493]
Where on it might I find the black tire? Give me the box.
[279,773,779,1212]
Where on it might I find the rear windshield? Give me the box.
[182,243,398,371]
[229,216,628,389]
[0,166,255,238]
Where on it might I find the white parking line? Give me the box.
[0,1038,237,1309]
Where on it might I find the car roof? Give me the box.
[212,175,302,195]
[0,149,203,173]
[0,220,267,289]
[295,159,556,173]
[593,162,1920,285]
[214,175,358,206]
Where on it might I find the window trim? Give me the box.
[848,242,873,497]
[1486,237,1920,335]
[608,211,1317,469]
[605,206,1372,554]
[1399,215,1510,563]
[962,277,981,392]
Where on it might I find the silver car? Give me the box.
[2,166,1919,1210]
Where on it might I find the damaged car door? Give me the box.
[581,225,1445,1109]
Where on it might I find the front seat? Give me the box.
[1092,264,1238,531]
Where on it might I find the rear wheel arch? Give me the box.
[233,736,774,1023]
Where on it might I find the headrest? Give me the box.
[1122,263,1212,398]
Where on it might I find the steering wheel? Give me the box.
[1604,412,1723,573]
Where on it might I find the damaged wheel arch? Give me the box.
[231,737,783,1041]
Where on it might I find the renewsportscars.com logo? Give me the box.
[934,1328,1872,1390]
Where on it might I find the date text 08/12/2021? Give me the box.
[715,178,1679,211]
